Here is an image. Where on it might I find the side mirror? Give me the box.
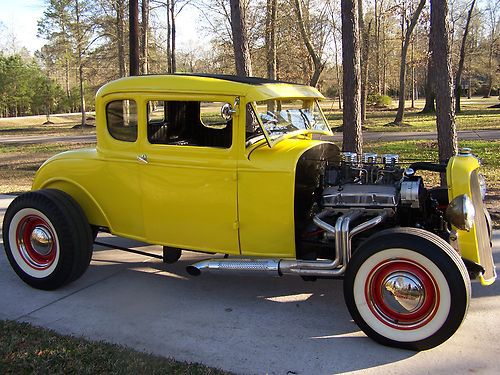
[221,103,236,121]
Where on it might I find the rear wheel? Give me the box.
[344,227,470,350]
[3,189,93,290]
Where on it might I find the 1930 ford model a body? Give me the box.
[2,74,496,350]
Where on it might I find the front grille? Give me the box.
[470,169,496,281]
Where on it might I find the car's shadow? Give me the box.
[86,242,416,373]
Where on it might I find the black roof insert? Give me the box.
[171,73,304,86]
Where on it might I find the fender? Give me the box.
[33,177,110,229]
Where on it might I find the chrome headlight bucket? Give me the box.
[446,194,476,231]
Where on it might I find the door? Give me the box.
[139,97,240,254]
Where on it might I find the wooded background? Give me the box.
[0,0,498,121]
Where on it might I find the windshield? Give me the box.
[254,99,330,143]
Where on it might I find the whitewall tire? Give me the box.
[344,227,470,350]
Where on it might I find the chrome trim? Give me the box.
[382,271,425,313]
[400,180,421,208]
[30,226,53,256]
[137,154,148,163]
[186,259,279,276]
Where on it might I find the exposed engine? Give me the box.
[322,152,422,210]
[294,144,449,263]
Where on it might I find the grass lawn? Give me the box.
[0,320,228,375]
[0,143,96,194]
[0,113,96,137]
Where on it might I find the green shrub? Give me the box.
[367,93,392,107]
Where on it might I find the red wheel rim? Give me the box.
[15,214,57,270]
[365,258,440,330]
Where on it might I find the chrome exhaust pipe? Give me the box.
[186,258,280,276]
[187,210,390,277]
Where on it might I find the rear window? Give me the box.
[106,100,138,142]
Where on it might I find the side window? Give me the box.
[106,100,138,142]
[147,101,232,148]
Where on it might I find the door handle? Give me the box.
[137,154,148,164]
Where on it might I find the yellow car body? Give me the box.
[31,74,494,282]
[32,75,330,258]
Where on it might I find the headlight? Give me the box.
[446,194,475,231]
[478,173,487,200]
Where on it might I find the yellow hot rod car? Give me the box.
[2,74,496,350]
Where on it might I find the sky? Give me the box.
[0,0,46,52]
[0,0,201,54]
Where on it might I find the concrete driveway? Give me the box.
[1,194,499,374]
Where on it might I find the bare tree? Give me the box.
[359,0,371,123]
[431,0,457,167]
[293,0,324,87]
[141,0,149,75]
[422,25,436,113]
[169,0,177,72]
[230,0,252,76]
[484,0,500,97]
[394,0,426,125]
[130,0,140,76]
[116,1,126,77]
[341,0,362,155]
[455,0,476,112]
[266,0,277,80]
[75,0,86,126]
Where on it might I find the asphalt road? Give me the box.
[1,194,499,374]
[1,129,500,145]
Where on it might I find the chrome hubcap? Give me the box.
[30,226,53,256]
[382,272,425,314]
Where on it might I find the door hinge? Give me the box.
[233,221,240,230]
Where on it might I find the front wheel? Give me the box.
[344,227,470,351]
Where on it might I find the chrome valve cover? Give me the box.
[323,184,399,208]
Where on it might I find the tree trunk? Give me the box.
[374,0,381,94]
[468,49,473,98]
[333,32,342,110]
[394,0,426,124]
[431,0,457,170]
[266,0,277,80]
[422,29,436,113]
[170,1,176,73]
[485,46,493,97]
[65,55,70,98]
[75,0,86,127]
[359,0,370,124]
[411,37,415,108]
[141,0,149,75]
[129,0,140,76]
[293,0,324,87]
[455,0,476,113]
[230,0,252,77]
[341,0,362,155]
[117,1,126,77]
[166,0,172,73]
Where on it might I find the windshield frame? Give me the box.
[249,98,333,148]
